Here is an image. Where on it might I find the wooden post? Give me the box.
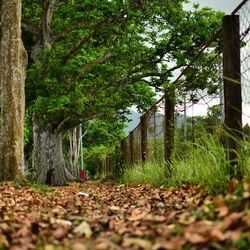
[164,87,175,163]
[129,131,134,166]
[140,115,148,162]
[222,15,242,177]
[153,106,157,161]
[121,139,126,166]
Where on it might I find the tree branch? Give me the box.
[118,64,185,85]
[61,17,111,65]
[41,0,58,49]
[81,51,113,73]
[21,20,40,36]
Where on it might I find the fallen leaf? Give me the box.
[216,205,229,218]
[123,238,152,250]
[222,212,243,230]
[72,242,87,250]
[185,232,208,244]
[228,178,239,193]
[55,219,72,226]
[73,221,92,238]
[0,234,9,247]
[243,180,250,191]
[210,227,226,242]
[129,208,148,221]
[157,236,186,250]
[214,195,225,208]
[108,205,121,211]
[52,226,69,239]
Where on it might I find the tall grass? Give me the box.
[169,131,230,193]
[123,161,167,187]
[122,129,250,193]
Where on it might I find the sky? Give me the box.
[187,0,243,14]
[130,0,250,126]
[183,0,250,124]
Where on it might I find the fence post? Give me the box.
[222,15,242,177]
[164,87,175,163]
[140,115,148,162]
[121,139,126,166]
[129,131,134,166]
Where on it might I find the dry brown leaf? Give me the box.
[243,180,250,191]
[210,227,226,242]
[72,242,87,250]
[222,212,243,230]
[224,230,242,241]
[52,226,69,239]
[16,226,30,237]
[185,232,208,244]
[228,178,239,193]
[158,236,186,250]
[216,205,229,218]
[213,195,225,208]
[73,221,92,238]
[242,211,250,226]
[95,240,111,250]
[0,234,9,247]
[143,214,166,223]
[129,208,148,221]
[108,205,121,211]
[123,238,152,250]
[243,191,250,199]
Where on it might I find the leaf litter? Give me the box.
[0,180,250,249]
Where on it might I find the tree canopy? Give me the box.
[20,0,223,131]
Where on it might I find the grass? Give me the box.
[14,179,55,194]
[122,129,250,194]
[123,161,167,187]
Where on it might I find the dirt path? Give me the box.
[0,181,249,249]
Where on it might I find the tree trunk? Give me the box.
[33,118,66,185]
[0,0,28,181]
[67,126,80,179]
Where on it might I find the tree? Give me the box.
[0,0,28,181]
[66,117,126,179]
[19,0,223,185]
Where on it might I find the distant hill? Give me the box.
[124,110,189,135]
[124,110,141,135]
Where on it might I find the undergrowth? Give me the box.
[122,129,250,194]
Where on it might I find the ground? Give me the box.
[0,180,250,250]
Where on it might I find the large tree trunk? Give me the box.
[0,0,28,181]
[33,118,66,185]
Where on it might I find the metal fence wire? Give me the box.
[234,0,250,125]
[145,98,166,163]
[103,0,250,172]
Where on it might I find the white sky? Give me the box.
[183,0,250,125]
[187,0,243,14]
[132,0,250,126]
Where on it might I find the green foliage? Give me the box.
[82,117,126,148]
[123,129,250,194]
[21,0,224,133]
[83,145,114,178]
[123,161,167,187]
[170,131,230,193]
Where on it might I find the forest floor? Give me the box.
[0,180,250,250]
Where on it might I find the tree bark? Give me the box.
[28,0,68,185]
[67,126,80,179]
[0,0,28,181]
[33,118,66,185]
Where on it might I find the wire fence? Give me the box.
[236,0,250,124]
[102,0,250,174]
